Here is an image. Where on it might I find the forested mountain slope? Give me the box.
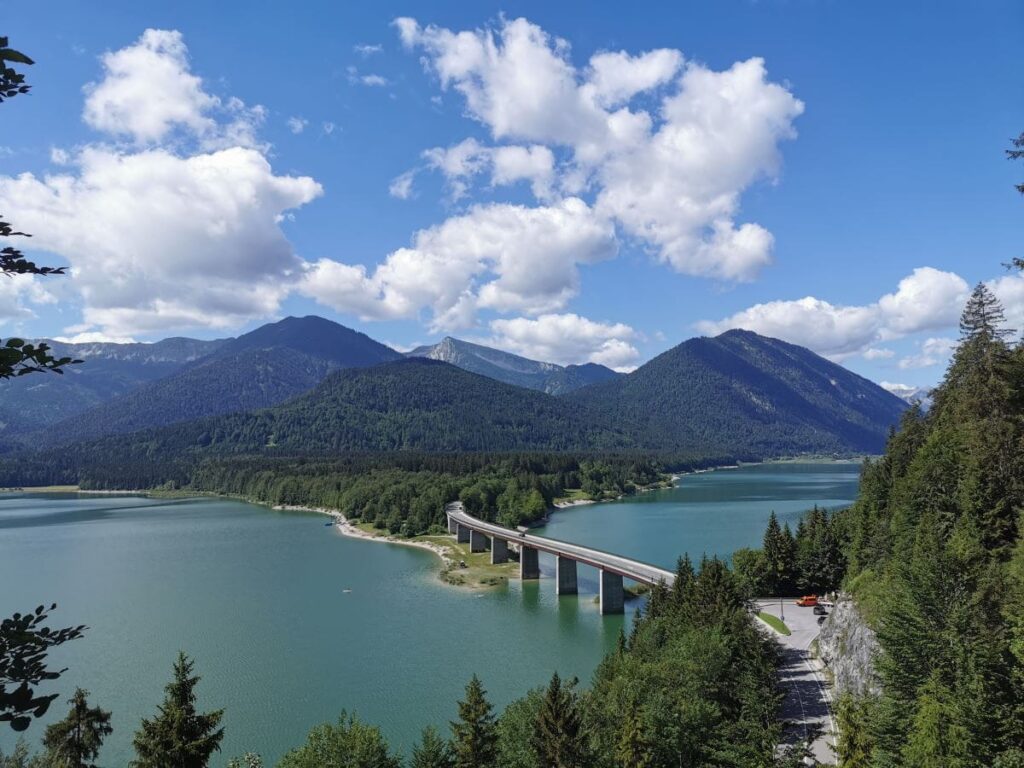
[406,337,620,394]
[570,329,906,455]
[0,360,636,486]
[19,316,401,448]
[0,336,224,437]
[828,283,1024,767]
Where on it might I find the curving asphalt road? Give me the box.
[757,599,837,765]
[445,502,676,586]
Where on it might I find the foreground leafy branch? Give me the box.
[0,604,87,731]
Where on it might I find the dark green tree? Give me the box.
[763,512,796,594]
[411,726,454,768]
[614,706,653,768]
[450,675,497,768]
[531,673,589,768]
[1,604,85,731]
[960,282,1012,341]
[131,652,223,768]
[277,712,400,768]
[494,687,543,768]
[42,688,112,768]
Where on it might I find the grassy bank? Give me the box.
[757,611,792,636]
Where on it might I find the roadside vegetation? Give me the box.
[757,611,792,636]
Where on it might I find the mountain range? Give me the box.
[0,316,908,478]
[406,337,619,394]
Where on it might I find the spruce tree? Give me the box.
[531,673,589,768]
[411,726,454,768]
[960,282,1012,341]
[42,688,112,768]
[615,707,653,768]
[131,652,223,768]
[450,675,497,768]
[900,675,971,768]
[762,511,784,594]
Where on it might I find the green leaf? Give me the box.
[0,48,34,66]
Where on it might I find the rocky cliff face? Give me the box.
[817,594,881,697]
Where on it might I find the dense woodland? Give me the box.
[188,453,671,530]
[567,329,906,456]
[828,282,1024,767]
[728,281,1024,766]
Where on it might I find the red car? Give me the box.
[795,595,818,607]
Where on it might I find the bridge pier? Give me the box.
[556,556,578,595]
[491,537,509,564]
[447,515,457,534]
[470,529,488,553]
[456,523,470,544]
[520,545,540,580]
[599,570,624,614]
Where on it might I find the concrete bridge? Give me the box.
[445,501,675,614]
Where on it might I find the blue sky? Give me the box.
[1,0,1021,389]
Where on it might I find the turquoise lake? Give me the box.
[0,462,860,765]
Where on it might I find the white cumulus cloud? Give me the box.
[0,146,321,337]
[899,337,958,370]
[396,16,803,281]
[300,197,616,331]
[697,267,970,359]
[487,313,639,369]
[83,29,264,149]
[1,29,322,339]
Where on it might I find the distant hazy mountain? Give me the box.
[0,336,225,436]
[880,382,933,410]
[406,337,619,394]
[24,316,400,447]
[568,329,907,455]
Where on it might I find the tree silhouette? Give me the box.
[42,688,113,768]
[0,604,86,732]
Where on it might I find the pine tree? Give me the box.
[900,675,971,768]
[131,652,224,768]
[762,511,784,594]
[450,675,497,768]
[42,688,112,768]
[411,726,454,768]
[960,282,1012,341]
[531,673,589,768]
[615,706,653,768]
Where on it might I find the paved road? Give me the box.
[446,502,676,586]
[757,599,837,765]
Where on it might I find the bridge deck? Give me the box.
[446,502,675,587]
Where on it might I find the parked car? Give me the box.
[817,615,827,625]
[813,604,827,616]
[796,595,818,607]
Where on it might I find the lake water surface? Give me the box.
[0,462,859,764]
